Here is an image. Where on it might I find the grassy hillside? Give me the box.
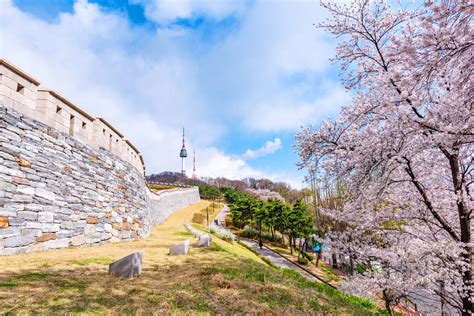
[0,201,383,314]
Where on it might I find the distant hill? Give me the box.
[146,172,307,204]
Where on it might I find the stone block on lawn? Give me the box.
[169,240,190,255]
[108,252,143,277]
[196,234,212,247]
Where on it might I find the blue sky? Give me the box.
[1,0,349,188]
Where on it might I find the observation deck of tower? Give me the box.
[179,128,187,176]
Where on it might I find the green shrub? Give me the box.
[241,226,259,238]
[297,257,309,265]
[304,252,314,262]
[240,226,282,243]
[357,264,367,274]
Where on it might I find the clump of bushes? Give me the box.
[208,223,236,243]
[297,257,309,265]
[240,226,282,243]
[304,252,314,262]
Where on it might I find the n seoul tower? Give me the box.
[179,128,188,176]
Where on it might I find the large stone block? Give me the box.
[4,236,34,248]
[108,252,142,277]
[35,188,56,201]
[17,186,35,195]
[0,216,8,228]
[37,212,54,223]
[70,235,85,246]
[2,246,29,255]
[0,227,19,238]
[21,228,41,237]
[44,238,70,249]
[8,217,26,226]
[84,224,96,235]
[196,234,212,248]
[36,232,57,242]
[41,223,60,232]
[17,211,37,221]
[86,216,99,224]
[86,232,102,244]
[169,240,190,255]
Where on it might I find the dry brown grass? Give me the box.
[0,200,381,314]
[190,201,223,226]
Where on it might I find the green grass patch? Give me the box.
[175,231,194,237]
[52,277,90,292]
[204,265,268,283]
[317,262,340,282]
[259,288,293,308]
[280,268,384,314]
[13,272,48,281]
[0,282,20,288]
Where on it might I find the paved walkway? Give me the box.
[214,204,230,226]
[213,205,331,285]
[239,238,324,283]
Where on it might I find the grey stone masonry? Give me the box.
[0,106,200,255]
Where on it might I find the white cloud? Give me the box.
[0,0,345,187]
[196,147,304,189]
[0,0,216,176]
[245,83,351,131]
[131,0,246,25]
[242,138,282,159]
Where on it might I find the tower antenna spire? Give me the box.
[182,127,185,148]
[179,127,188,176]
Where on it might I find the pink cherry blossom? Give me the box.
[296,1,473,314]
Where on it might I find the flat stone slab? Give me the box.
[169,240,189,255]
[108,252,143,277]
[196,234,212,247]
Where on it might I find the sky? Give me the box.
[0,0,349,188]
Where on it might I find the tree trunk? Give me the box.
[331,252,338,269]
[349,252,354,275]
[299,240,307,259]
[289,236,293,254]
[445,149,472,315]
[316,250,321,267]
[382,289,394,316]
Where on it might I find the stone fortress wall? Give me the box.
[0,59,200,255]
[0,59,144,174]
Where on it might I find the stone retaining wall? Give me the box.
[147,188,200,228]
[0,106,200,255]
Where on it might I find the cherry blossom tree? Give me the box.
[296,0,472,314]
